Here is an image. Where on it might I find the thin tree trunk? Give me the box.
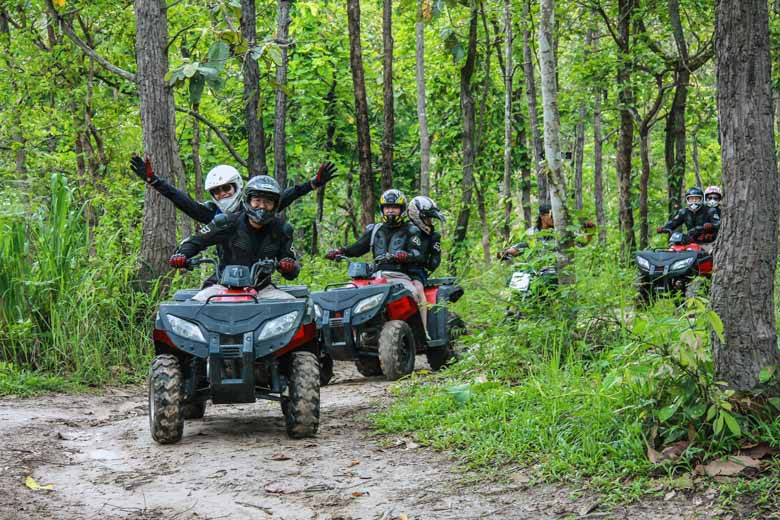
[476,184,491,263]
[574,102,586,212]
[692,124,703,187]
[452,1,478,250]
[712,0,780,391]
[539,0,574,285]
[347,0,375,228]
[639,127,651,249]
[502,0,513,241]
[241,0,267,177]
[593,87,606,244]
[416,0,431,196]
[191,104,204,201]
[134,0,182,287]
[665,66,689,214]
[381,0,394,191]
[313,79,338,256]
[523,0,547,204]
[616,0,636,254]
[0,10,26,177]
[514,85,533,229]
[273,0,291,188]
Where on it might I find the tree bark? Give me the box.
[502,0,513,241]
[712,0,780,391]
[191,104,204,201]
[134,0,183,287]
[523,0,547,204]
[638,127,651,249]
[273,0,291,188]
[381,0,394,192]
[539,0,574,285]
[664,66,689,213]
[615,0,636,254]
[452,1,478,249]
[241,0,268,178]
[347,0,375,228]
[593,87,606,244]
[313,79,338,256]
[574,102,586,212]
[416,0,431,196]
[514,85,533,229]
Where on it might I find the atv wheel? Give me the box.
[148,355,184,444]
[319,353,334,386]
[426,312,466,371]
[354,356,383,377]
[182,401,206,420]
[378,320,415,381]
[282,351,320,438]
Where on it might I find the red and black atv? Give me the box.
[311,255,465,381]
[635,231,713,304]
[150,257,319,444]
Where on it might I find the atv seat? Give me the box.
[279,285,310,299]
[172,289,200,301]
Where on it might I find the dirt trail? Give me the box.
[1,360,724,520]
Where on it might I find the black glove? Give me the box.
[311,161,337,188]
[130,156,160,186]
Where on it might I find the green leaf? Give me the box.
[759,366,775,384]
[706,310,724,340]
[182,62,199,78]
[267,46,283,67]
[722,411,741,436]
[197,66,219,80]
[189,75,205,106]
[687,402,707,419]
[713,413,724,435]
[768,397,780,411]
[206,41,229,72]
[250,45,266,61]
[656,403,679,423]
[447,383,472,404]
[706,404,717,421]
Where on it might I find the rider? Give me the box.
[406,195,445,285]
[130,156,337,224]
[324,189,430,336]
[704,185,722,215]
[169,176,300,301]
[498,203,555,259]
[657,186,720,245]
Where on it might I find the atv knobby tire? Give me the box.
[378,320,415,381]
[319,353,334,386]
[283,351,320,438]
[182,401,206,420]
[149,355,184,444]
[426,312,466,371]
[354,356,383,377]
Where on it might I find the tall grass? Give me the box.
[0,174,156,385]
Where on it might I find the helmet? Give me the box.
[379,189,407,226]
[205,165,244,213]
[685,186,704,213]
[243,175,281,225]
[705,185,722,208]
[408,196,445,235]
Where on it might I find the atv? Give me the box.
[311,255,465,381]
[149,257,320,444]
[635,231,713,304]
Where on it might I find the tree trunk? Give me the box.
[347,0,375,228]
[574,102,586,212]
[665,66,689,214]
[273,0,291,188]
[452,1,478,249]
[523,0,547,204]
[191,104,204,201]
[476,184,491,263]
[712,0,780,391]
[313,79,338,255]
[692,124,703,188]
[502,0,513,242]
[241,0,268,178]
[592,28,606,244]
[514,85,533,229]
[415,0,431,196]
[0,10,27,177]
[616,0,636,254]
[381,0,394,192]
[538,0,574,285]
[134,0,182,287]
[638,126,651,249]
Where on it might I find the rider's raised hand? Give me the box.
[130,155,160,186]
[325,249,342,261]
[278,258,298,274]
[393,251,409,263]
[311,161,337,188]
[169,253,187,269]
[656,226,668,234]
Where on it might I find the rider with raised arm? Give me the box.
[130,156,337,224]
[324,189,430,335]
[169,176,300,301]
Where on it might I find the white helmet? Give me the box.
[408,195,445,235]
[204,164,244,213]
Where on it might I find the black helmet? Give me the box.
[379,189,407,226]
[408,195,444,235]
[685,186,704,213]
[243,175,281,225]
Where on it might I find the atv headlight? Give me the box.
[166,315,206,343]
[353,293,384,314]
[636,256,650,271]
[314,303,323,322]
[257,311,299,341]
[509,272,532,292]
[671,257,694,271]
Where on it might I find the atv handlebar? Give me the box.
[186,256,218,270]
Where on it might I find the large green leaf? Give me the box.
[206,41,229,72]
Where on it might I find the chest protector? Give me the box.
[370,224,409,258]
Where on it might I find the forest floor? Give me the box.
[0,359,734,520]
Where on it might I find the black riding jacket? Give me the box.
[175,211,300,285]
[341,222,426,274]
[408,231,441,282]
[154,177,315,224]
[661,206,721,243]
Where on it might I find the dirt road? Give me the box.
[1,360,725,520]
